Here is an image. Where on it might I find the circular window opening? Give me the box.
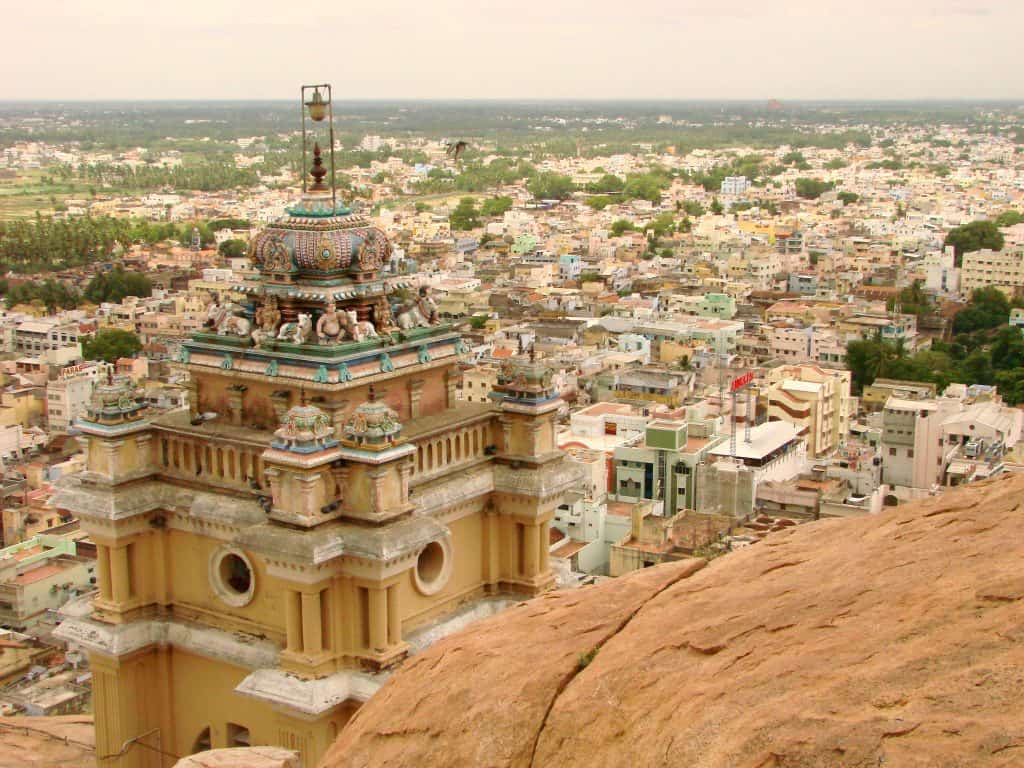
[414,539,451,596]
[220,554,252,594]
[210,548,256,607]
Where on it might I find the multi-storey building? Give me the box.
[54,104,573,768]
[960,247,1024,295]
[761,364,852,458]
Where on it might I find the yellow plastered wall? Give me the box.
[398,511,485,631]
[163,529,286,641]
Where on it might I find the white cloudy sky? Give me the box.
[2,0,1020,100]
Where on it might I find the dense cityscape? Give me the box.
[0,91,1023,767]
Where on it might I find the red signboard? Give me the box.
[730,371,754,392]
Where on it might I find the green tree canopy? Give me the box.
[952,287,1011,333]
[449,197,480,231]
[82,328,142,363]
[480,196,513,217]
[794,178,835,199]
[84,268,152,304]
[217,238,247,259]
[944,221,1004,266]
[610,220,637,237]
[994,210,1024,228]
[586,173,624,194]
[526,173,574,200]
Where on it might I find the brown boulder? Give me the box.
[0,715,94,768]
[322,474,1024,768]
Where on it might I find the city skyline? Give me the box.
[4,0,1023,101]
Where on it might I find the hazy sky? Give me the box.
[3,0,1021,101]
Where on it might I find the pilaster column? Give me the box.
[368,468,387,515]
[529,423,543,457]
[285,590,303,653]
[109,544,130,604]
[297,473,321,518]
[445,370,458,409]
[408,378,425,419]
[102,441,124,480]
[227,385,247,427]
[398,462,412,505]
[539,520,550,573]
[134,433,152,470]
[270,391,291,423]
[301,590,323,655]
[368,586,387,652]
[184,379,198,417]
[96,545,112,601]
[386,584,401,646]
[524,523,539,577]
[264,467,282,509]
[500,418,513,454]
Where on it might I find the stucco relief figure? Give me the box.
[215,302,252,337]
[277,313,312,344]
[374,295,395,332]
[344,310,379,342]
[316,301,345,344]
[252,295,282,346]
[203,293,227,330]
[396,286,441,330]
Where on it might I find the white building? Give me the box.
[720,176,751,195]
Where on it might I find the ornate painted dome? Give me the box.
[492,353,557,404]
[343,394,402,449]
[84,374,147,426]
[250,194,391,279]
[272,404,337,453]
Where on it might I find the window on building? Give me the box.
[889,447,896,456]
[907,449,914,458]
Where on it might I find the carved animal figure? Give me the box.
[395,304,427,330]
[344,310,378,342]
[276,313,312,344]
[216,303,252,337]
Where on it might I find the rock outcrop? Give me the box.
[174,746,299,767]
[322,474,1024,768]
[0,715,94,768]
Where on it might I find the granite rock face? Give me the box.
[321,474,1024,768]
[0,715,94,768]
[174,746,299,767]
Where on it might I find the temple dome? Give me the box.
[343,395,402,449]
[249,194,391,278]
[272,403,337,453]
[84,374,147,426]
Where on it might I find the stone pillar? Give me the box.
[408,378,425,419]
[368,586,387,652]
[96,545,112,601]
[523,523,539,577]
[285,591,303,653]
[109,544,130,604]
[386,584,401,646]
[301,590,323,655]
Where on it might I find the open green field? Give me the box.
[0,169,97,219]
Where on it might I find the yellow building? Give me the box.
[53,122,572,766]
[761,364,852,458]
